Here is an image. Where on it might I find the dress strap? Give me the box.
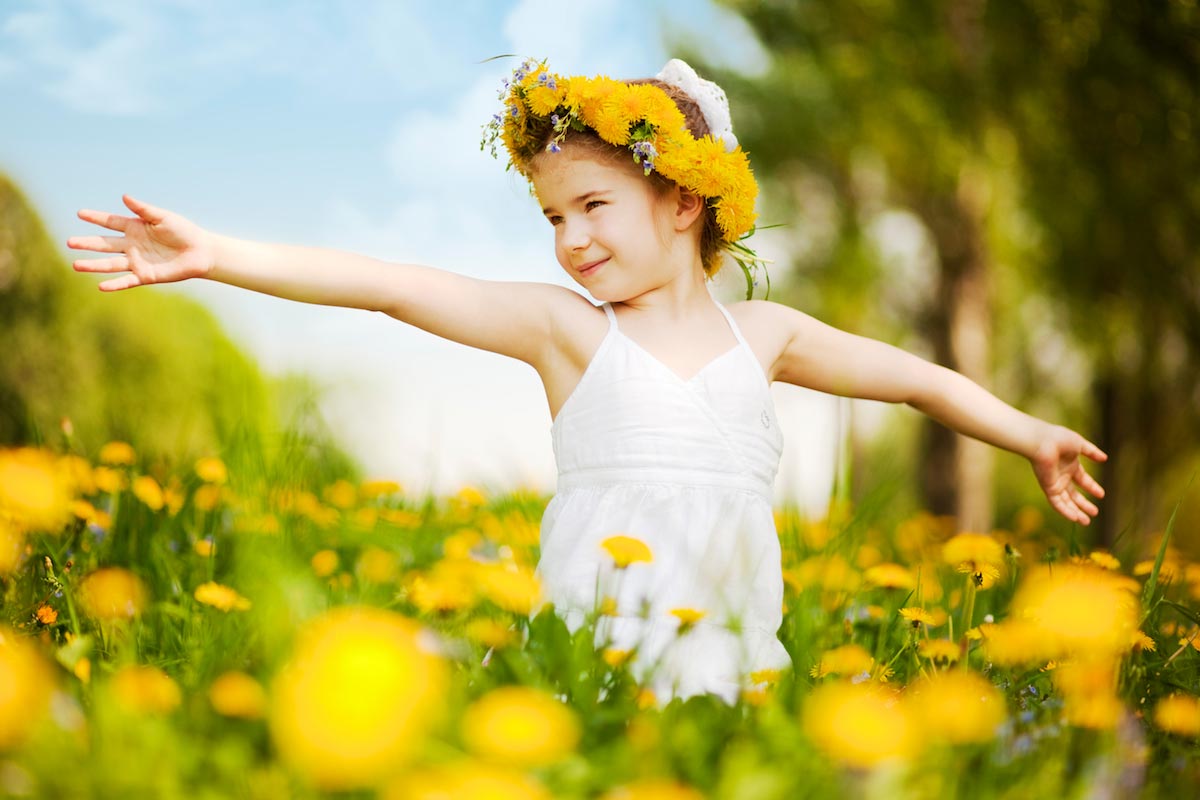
[713,301,751,351]
[601,301,618,331]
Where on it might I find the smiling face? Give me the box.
[530,142,702,302]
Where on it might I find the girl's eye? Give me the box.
[548,216,563,226]
[585,200,605,211]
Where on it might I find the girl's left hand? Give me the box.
[1029,425,1108,525]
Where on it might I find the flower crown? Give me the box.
[481,57,771,299]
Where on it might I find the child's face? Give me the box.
[531,146,679,300]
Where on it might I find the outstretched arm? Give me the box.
[761,301,1107,526]
[67,195,574,366]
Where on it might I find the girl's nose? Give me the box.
[560,218,590,251]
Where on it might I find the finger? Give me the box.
[73,255,129,273]
[1081,439,1108,462]
[1076,467,1105,498]
[1070,488,1099,517]
[66,235,127,253]
[98,273,143,292]
[123,194,166,224]
[76,208,132,232]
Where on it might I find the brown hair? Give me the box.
[521,78,725,278]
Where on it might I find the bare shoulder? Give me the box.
[722,298,798,382]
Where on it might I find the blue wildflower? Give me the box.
[547,141,561,154]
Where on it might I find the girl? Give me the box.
[67,58,1106,707]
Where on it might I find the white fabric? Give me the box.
[654,58,740,152]
[531,297,792,706]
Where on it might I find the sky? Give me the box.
[1,0,856,513]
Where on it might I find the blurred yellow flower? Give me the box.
[464,618,518,650]
[194,483,224,511]
[635,688,658,710]
[601,535,653,568]
[0,626,55,749]
[92,466,126,494]
[110,664,181,715]
[323,479,357,510]
[0,447,76,533]
[918,639,961,665]
[1153,694,1200,737]
[786,554,861,593]
[132,475,164,511]
[194,538,215,558]
[809,643,874,679]
[406,559,479,613]
[359,480,402,500]
[78,567,149,621]
[599,778,707,800]
[356,546,398,584]
[311,549,339,578]
[460,686,581,768]
[443,528,484,560]
[603,648,632,667]
[750,668,785,685]
[269,606,448,790]
[803,681,917,768]
[0,520,23,575]
[476,562,543,616]
[382,760,552,800]
[209,671,266,719]
[194,581,251,612]
[98,440,136,466]
[670,607,706,630]
[906,671,1005,744]
[863,562,915,590]
[1088,550,1121,570]
[599,595,618,616]
[1011,563,1140,660]
[194,456,228,484]
[942,532,1004,572]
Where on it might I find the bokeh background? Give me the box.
[3,0,1198,549]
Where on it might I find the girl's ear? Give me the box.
[672,187,705,232]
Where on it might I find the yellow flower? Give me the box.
[750,668,785,685]
[406,560,479,614]
[802,682,918,768]
[194,581,251,612]
[942,532,1005,573]
[460,686,581,768]
[194,483,224,511]
[475,562,543,616]
[899,607,936,628]
[132,475,164,511]
[359,480,402,500]
[0,447,76,533]
[809,643,874,679]
[98,440,136,465]
[311,549,339,578]
[863,562,916,590]
[635,688,658,710]
[598,595,618,616]
[78,567,149,621]
[109,664,181,715]
[194,538,215,558]
[209,671,266,719]
[269,606,449,790]
[1088,550,1121,570]
[382,760,553,800]
[917,639,961,665]
[465,618,518,650]
[0,626,55,748]
[601,535,653,568]
[670,607,706,630]
[323,479,357,510]
[92,465,126,494]
[1010,563,1140,660]
[194,456,228,484]
[1131,630,1156,652]
[905,671,1005,744]
[356,546,398,584]
[0,520,23,575]
[603,648,632,667]
[1154,694,1200,737]
[35,604,57,625]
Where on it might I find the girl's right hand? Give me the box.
[68,195,214,291]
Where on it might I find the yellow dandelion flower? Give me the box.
[601,535,653,568]
[1154,694,1200,737]
[269,606,449,790]
[209,671,266,719]
[109,664,181,715]
[1088,550,1120,570]
[78,567,148,621]
[132,475,164,511]
[405,560,479,614]
[194,483,223,511]
[0,521,23,576]
[603,648,632,667]
[194,456,228,484]
[0,447,76,533]
[1131,630,1156,652]
[809,643,874,679]
[750,668,785,685]
[194,538,215,558]
[476,562,542,616]
[465,618,518,650]
[356,546,398,584]
[802,681,918,768]
[1011,563,1140,660]
[1134,558,1181,582]
[899,607,936,628]
[322,479,357,510]
[906,670,1005,743]
[359,479,402,500]
[591,84,637,144]
[863,562,916,590]
[599,595,618,616]
[311,549,339,578]
[0,626,55,749]
[918,639,961,665]
[525,81,564,116]
[461,686,581,768]
[74,657,91,684]
[194,581,251,612]
[98,440,136,465]
[942,532,1005,572]
[383,760,553,800]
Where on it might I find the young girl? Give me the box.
[67,58,1106,707]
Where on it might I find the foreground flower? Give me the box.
[475,562,543,615]
[194,581,251,612]
[109,665,181,715]
[601,535,653,568]
[809,644,874,679]
[0,447,75,533]
[78,567,149,621]
[1153,693,1200,737]
[460,686,581,768]
[209,671,267,719]
[803,682,917,768]
[194,456,228,484]
[383,759,552,800]
[906,671,1006,744]
[0,626,55,748]
[269,606,449,790]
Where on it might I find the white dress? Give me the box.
[531,296,793,706]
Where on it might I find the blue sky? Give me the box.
[1,0,844,508]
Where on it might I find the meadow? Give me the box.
[1,437,1198,799]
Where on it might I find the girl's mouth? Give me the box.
[578,258,608,276]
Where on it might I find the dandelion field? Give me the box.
[1,439,1199,799]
